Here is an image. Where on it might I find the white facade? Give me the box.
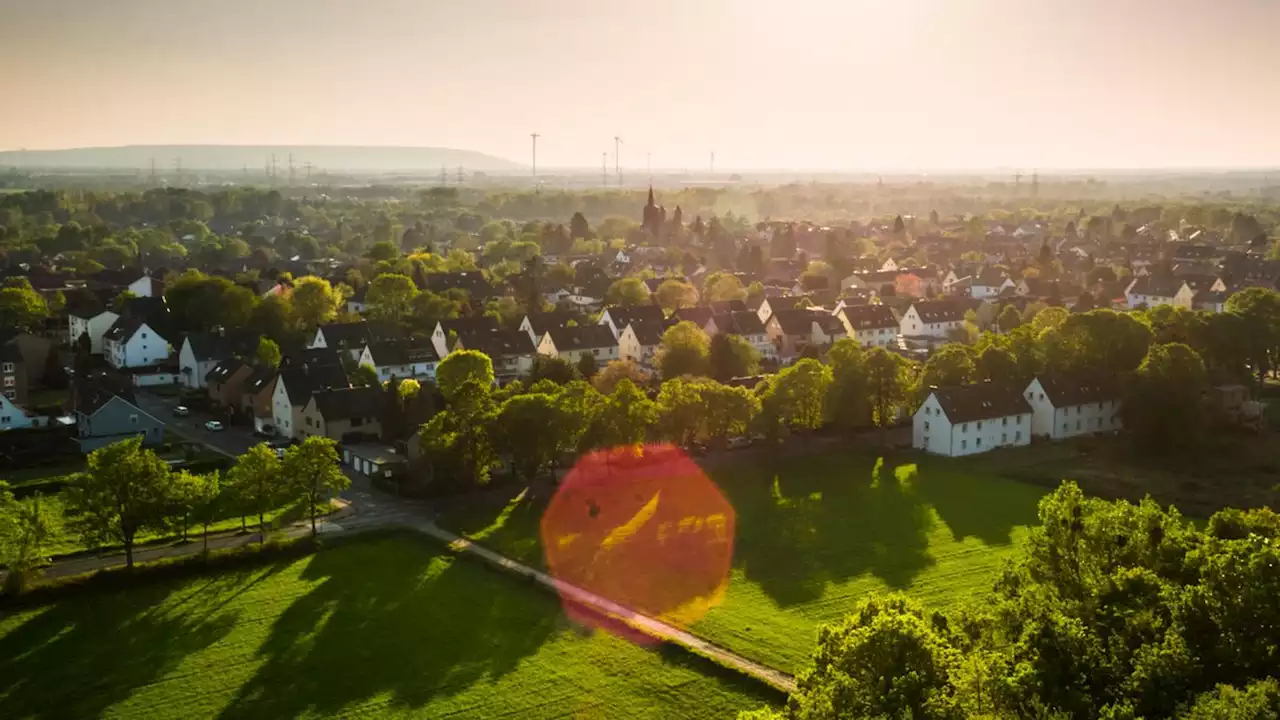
[69,310,119,355]
[0,393,37,430]
[971,276,1015,299]
[617,325,658,366]
[1024,378,1122,440]
[356,346,438,383]
[271,377,299,440]
[127,274,159,298]
[105,322,171,369]
[536,332,619,365]
[899,305,962,338]
[177,338,219,390]
[913,393,1030,457]
[308,327,366,361]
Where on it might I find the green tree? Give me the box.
[658,321,711,380]
[225,443,285,543]
[436,349,495,402]
[865,347,912,428]
[605,277,650,306]
[763,359,832,435]
[657,377,708,447]
[569,212,590,239]
[283,437,350,537]
[975,345,1018,384]
[290,276,346,329]
[826,338,870,432]
[350,363,379,388]
[0,285,48,332]
[1123,342,1209,451]
[591,359,649,394]
[366,240,399,262]
[65,437,171,568]
[586,378,656,447]
[703,272,748,303]
[1225,287,1280,382]
[916,345,975,400]
[528,355,579,386]
[190,471,222,553]
[493,392,572,482]
[0,487,60,592]
[163,470,210,542]
[255,336,281,369]
[575,352,598,379]
[709,332,761,381]
[419,379,497,490]
[656,278,699,312]
[365,272,418,324]
[997,304,1023,333]
[701,381,760,446]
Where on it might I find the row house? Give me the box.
[299,386,384,443]
[103,316,172,370]
[358,340,441,383]
[705,311,774,361]
[599,305,666,340]
[1024,376,1122,440]
[765,308,847,361]
[618,320,668,367]
[271,362,350,441]
[536,325,620,366]
[899,301,965,339]
[453,329,537,378]
[835,304,899,349]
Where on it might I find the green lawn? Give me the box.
[442,446,1048,673]
[0,532,776,719]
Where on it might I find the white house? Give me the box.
[899,301,965,338]
[835,304,899,348]
[0,392,40,431]
[913,383,1033,457]
[1024,376,1122,440]
[68,307,119,355]
[537,325,619,365]
[598,305,666,340]
[705,311,775,361]
[126,272,161,298]
[1124,276,1223,310]
[453,329,536,379]
[357,340,441,383]
[308,322,372,361]
[103,317,172,369]
[177,334,224,390]
[971,269,1016,299]
[271,364,349,440]
[432,317,500,358]
[765,309,847,361]
[618,321,666,367]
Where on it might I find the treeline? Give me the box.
[742,483,1280,719]
[0,435,349,591]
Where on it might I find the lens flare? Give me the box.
[540,443,736,643]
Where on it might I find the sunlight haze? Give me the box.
[1,0,1277,170]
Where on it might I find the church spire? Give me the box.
[647,185,655,207]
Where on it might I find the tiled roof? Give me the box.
[931,383,1032,424]
[626,320,668,346]
[1034,375,1120,408]
[839,304,897,330]
[278,364,349,405]
[366,340,440,366]
[910,301,966,323]
[604,305,666,328]
[456,329,534,357]
[312,386,384,421]
[769,308,827,335]
[548,324,617,351]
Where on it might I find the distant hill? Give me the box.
[0,145,523,172]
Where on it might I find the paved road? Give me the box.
[133,392,260,459]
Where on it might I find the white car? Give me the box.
[204,420,224,432]
[173,405,191,417]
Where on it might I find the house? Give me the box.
[206,358,254,410]
[125,271,162,298]
[346,285,368,315]
[899,301,965,338]
[672,306,715,328]
[894,272,927,298]
[308,322,373,361]
[342,442,409,486]
[358,340,441,383]
[599,305,666,340]
[1124,276,1184,309]
[0,391,46,431]
[536,325,619,366]
[706,311,775,360]
[913,383,1032,457]
[432,316,499,358]
[0,341,27,405]
[72,380,164,452]
[271,364,350,441]
[836,304,899,348]
[453,329,536,378]
[67,303,119,355]
[103,317,172,370]
[422,271,495,300]
[618,321,668,367]
[178,331,256,390]
[0,330,54,393]
[1023,376,1122,440]
[754,294,800,326]
[519,311,581,345]
[971,268,1015,299]
[299,386,384,442]
[241,366,279,434]
[765,308,847,361]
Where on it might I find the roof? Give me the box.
[726,310,766,335]
[456,329,534,357]
[604,305,666,328]
[317,322,371,348]
[1033,375,1120,408]
[206,358,249,384]
[523,311,581,335]
[367,340,441,366]
[673,306,714,327]
[929,383,1032,424]
[626,320,668,346]
[440,316,500,336]
[244,366,278,395]
[277,364,349,405]
[975,268,1009,287]
[547,324,618,351]
[312,386,384,421]
[72,378,138,416]
[103,315,148,343]
[708,300,748,314]
[184,330,258,362]
[423,271,494,297]
[909,301,966,324]
[769,308,828,335]
[1126,276,1185,298]
[839,304,897,330]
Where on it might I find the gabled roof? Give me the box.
[455,329,533,357]
[708,300,748,314]
[625,320,668,346]
[72,378,138,416]
[277,364,349,405]
[440,315,500,336]
[366,339,441,366]
[185,330,258,362]
[103,315,149,343]
[839,304,897,330]
[909,300,966,323]
[975,267,1009,287]
[206,357,249,384]
[726,310,766,335]
[312,386,384,422]
[547,324,617,351]
[1126,276,1185,298]
[281,347,344,369]
[673,306,715,327]
[244,366,278,396]
[1033,375,1120,408]
[423,271,494,298]
[930,383,1032,424]
[769,308,827,335]
[316,322,371,348]
[603,305,666,328]
[523,311,581,335]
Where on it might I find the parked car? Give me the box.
[173,405,191,417]
[727,436,752,450]
[204,420,224,432]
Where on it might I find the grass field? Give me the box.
[442,446,1049,672]
[0,532,776,719]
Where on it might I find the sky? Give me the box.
[2,0,1278,171]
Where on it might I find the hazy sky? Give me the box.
[2,0,1278,170]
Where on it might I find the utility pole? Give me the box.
[173,157,183,186]
[1014,170,1022,192]
[440,165,447,185]
[614,136,622,187]
[288,153,296,186]
[270,154,278,184]
[1031,169,1039,198]
[456,165,464,184]
[148,157,157,185]
[530,132,540,182]
[602,152,608,187]
[304,161,313,182]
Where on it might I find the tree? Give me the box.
[974,345,1018,384]
[0,285,48,332]
[826,339,870,433]
[657,378,709,447]
[605,277,650,306]
[1225,287,1280,382]
[997,304,1023,333]
[1043,309,1153,378]
[283,437,349,536]
[701,381,760,446]
[366,240,399,262]
[528,355,579,386]
[251,293,293,342]
[190,471,222,554]
[1030,306,1069,334]
[365,272,418,323]
[163,470,213,543]
[592,359,649,394]
[657,321,711,380]
[255,336,281,369]
[917,345,975,400]
[350,363,379,388]
[0,486,60,592]
[656,278,699,312]
[709,333,760,381]
[291,276,345,329]
[585,378,656,448]
[419,379,497,490]
[575,352,597,379]
[494,392,572,481]
[763,359,831,435]
[225,443,285,543]
[569,212,590,239]
[65,437,171,568]
[1123,342,1208,451]
[703,272,748,303]
[864,347,911,428]
[436,349,495,402]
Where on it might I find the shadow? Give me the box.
[911,456,1047,546]
[717,449,936,607]
[217,532,558,719]
[0,569,252,720]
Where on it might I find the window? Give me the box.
[1017,415,1022,424]
[924,407,930,416]
[1,416,9,423]
[1002,417,1008,427]
[961,423,968,432]
[1,362,12,373]
[977,421,983,430]
[2,377,12,388]
[130,414,139,424]
[976,437,982,447]
[1026,391,1032,399]
[1038,393,1044,401]
[1063,423,1068,432]
[141,332,147,339]
[1016,431,1021,441]
[1076,420,1081,431]
[924,421,930,431]
[1001,433,1007,443]
[961,440,967,450]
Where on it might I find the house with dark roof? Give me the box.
[971,268,1015,299]
[432,316,500,357]
[299,386,384,442]
[1024,375,1122,440]
[422,271,494,299]
[453,329,536,378]
[672,306,715,328]
[67,296,118,355]
[518,311,581,345]
[358,340,441,384]
[0,339,27,406]
[705,311,774,360]
[899,300,966,339]
[103,315,173,370]
[913,382,1032,456]
[835,304,899,348]
[71,379,164,452]
[178,330,257,390]
[536,325,619,365]
[308,322,373,360]
[764,308,847,361]
[206,358,254,410]
[618,320,670,367]
[599,305,666,340]
[271,363,350,440]
[241,365,279,433]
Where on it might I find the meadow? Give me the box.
[443,445,1049,672]
[0,532,775,719]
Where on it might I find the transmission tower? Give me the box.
[173,157,183,186]
[288,153,296,185]
[456,166,464,184]
[530,132,539,181]
[614,136,623,186]
[440,165,448,185]
[602,152,608,187]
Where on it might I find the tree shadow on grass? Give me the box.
[718,449,936,608]
[217,532,558,720]
[909,456,1047,546]
[0,568,259,720]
